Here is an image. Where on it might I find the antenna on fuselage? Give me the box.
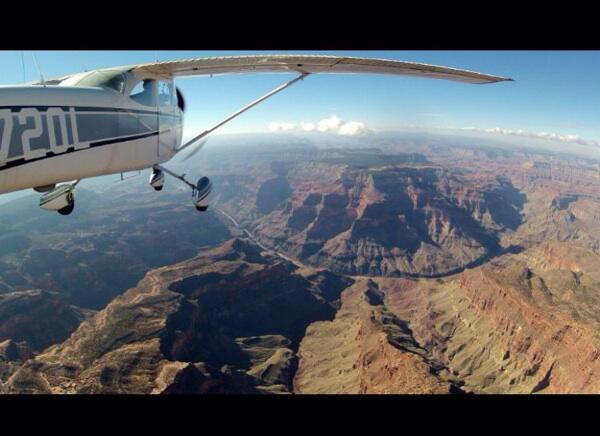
[31,52,46,87]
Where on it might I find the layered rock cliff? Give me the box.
[380,241,600,393]
[4,143,600,394]
[217,160,525,278]
[294,279,459,394]
[1,238,353,394]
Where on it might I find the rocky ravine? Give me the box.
[377,241,600,393]
[0,238,354,394]
[0,236,469,394]
[294,278,461,394]
[215,158,526,278]
[4,237,600,394]
[293,240,600,394]
[0,188,231,310]
[5,146,600,394]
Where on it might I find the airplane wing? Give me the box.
[155,55,511,155]
[132,54,512,84]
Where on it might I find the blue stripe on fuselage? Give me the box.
[0,106,181,171]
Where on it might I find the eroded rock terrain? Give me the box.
[216,153,525,278]
[4,138,600,394]
[0,238,353,393]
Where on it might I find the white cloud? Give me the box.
[316,115,373,136]
[268,122,295,132]
[461,126,600,147]
[338,121,371,136]
[317,115,343,133]
[267,115,373,137]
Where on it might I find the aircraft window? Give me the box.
[74,70,126,93]
[130,81,144,96]
[158,81,174,107]
[129,79,157,106]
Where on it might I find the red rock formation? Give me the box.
[381,242,600,393]
[295,280,454,394]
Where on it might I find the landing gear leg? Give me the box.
[154,165,212,212]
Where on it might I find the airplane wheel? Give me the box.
[195,205,208,212]
[58,201,75,215]
[153,185,163,191]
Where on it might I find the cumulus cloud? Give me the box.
[316,115,373,136]
[268,115,373,137]
[461,126,600,147]
[268,122,295,132]
[338,121,370,136]
[317,115,344,133]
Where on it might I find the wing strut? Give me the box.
[176,72,310,154]
[155,164,197,190]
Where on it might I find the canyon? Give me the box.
[2,136,600,393]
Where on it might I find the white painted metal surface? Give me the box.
[0,54,511,210]
[133,55,512,84]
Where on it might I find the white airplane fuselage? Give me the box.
[0,55,510,213]
[0,84,183,194]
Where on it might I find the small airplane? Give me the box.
[0,54,511,215]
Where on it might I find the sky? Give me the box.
[1,50,600,149]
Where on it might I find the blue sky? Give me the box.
[1,50,600,146]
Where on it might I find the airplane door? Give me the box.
[123,78,160,166]
[157,80,179,158]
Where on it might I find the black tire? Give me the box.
[153,185,164,191]
[58,201,75,215]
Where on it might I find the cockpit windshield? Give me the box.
[76,70,126,92]
[59,69,127,93]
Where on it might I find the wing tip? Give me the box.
[476,76,514,84]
